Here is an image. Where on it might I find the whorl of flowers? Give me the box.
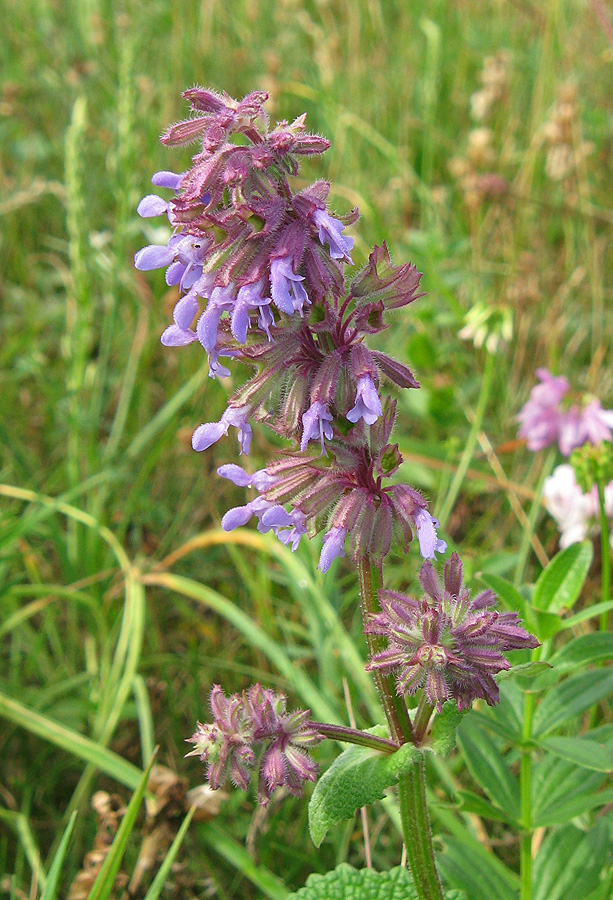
[543,463,613,549]
[135,87,444,569]
[517,368,613,456]
[186,685,322,805]
[366,553,538,711]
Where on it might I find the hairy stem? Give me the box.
[309,722,398,753]
[358,557,443,900]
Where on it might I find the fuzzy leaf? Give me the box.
[287,865,418,899]
[532,542,593,612]
[287,864,467,900]
[429,703,465,756]
[308,733,420,847]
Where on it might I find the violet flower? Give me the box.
[366,553,538,711]
[301,400,334,454]
[347,374,382,425]
[192,405,252,455]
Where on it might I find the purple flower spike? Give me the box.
[318,526,347,573]
[413,507,447,560]
[270,256,310,316]
[312,208,354,263]
[347,374,382,425]
[517,369,570,451]
[366,552,539,712]
[301,400,334,454]
[192,405,252,455]
[558,401,613,456]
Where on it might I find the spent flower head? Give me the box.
[187,685,322,805]
[366,553,538,711]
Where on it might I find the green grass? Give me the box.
[1,0,611,896]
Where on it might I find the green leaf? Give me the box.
[429,703,465,757]
[531,633,613,690]
[532,542,593,612]
[478,574,525,614]
[550,632,613,668]
[41,811,77,900]
[562,598,613,628]
[308,735,420,847]
[539,736,612,772]
[287,865,418,899]
[532,738,613,826]
[455,790,517,824]
[88,751,157,900]
[533,822,610,900]
[457,718,520,821]
[437,836,517,900]
[532,669,613,736]
[534,786,613,826]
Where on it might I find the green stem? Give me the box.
[597,482,611,632]
[437,352,495,530]
[358,558,443,900]
[520,684,536,900]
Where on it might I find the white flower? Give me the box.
[543,464,613,549]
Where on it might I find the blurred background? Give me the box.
[1,0,611,896]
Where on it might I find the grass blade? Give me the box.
[141,806,195,900]
[41,810,78,900]
[87,751,157,900]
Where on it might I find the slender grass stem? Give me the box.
[437,353,495,530]
[358,558,443,900]
[597,482,611,632]
[520,679,536,900]
[513,449,556,587]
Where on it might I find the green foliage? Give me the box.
[456,717,519,821]
[532,822,611,900]
[532,542,593,613]
[428,703,465,757]
[2,0,612,895]
[287,863,467,900]
[287,865,418,900]
[309,734,420,847]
